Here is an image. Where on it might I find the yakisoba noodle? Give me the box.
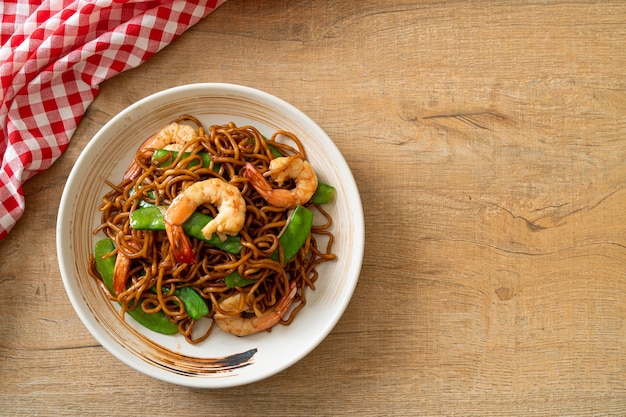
[88,115,336,344]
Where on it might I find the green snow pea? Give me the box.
[271,205,314,263]
[152,149,219,171]
[130,205,166,229]
[151,286,209,321]
[311,183,335,204]
[129,186,158,208]
[224,271,257,289]
[174,287,209,320]
[129,206,242,254]
[267,143,282,158]
[123,304,178,335]
[94,238,117,295]
[93,238,179,335]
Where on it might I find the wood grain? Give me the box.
[2,1,626,415]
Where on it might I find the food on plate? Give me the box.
[88,115,336,343]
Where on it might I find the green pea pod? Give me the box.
[267,143,282,158]
[182,211,242,254]
[130,206,242,254]
[93,238,179,335]
[152,286,209,320]
[130,205,167,229]
[94,238,116,295]
[224,271,257,289]
[152,149,219,172]
[129,186,157,208]
[271,205,314,263]
[124,306,179,335]
[175,287,209,320]
[311,183,335,204]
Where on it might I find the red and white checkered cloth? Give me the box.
[0,0,224,242]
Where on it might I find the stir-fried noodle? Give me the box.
[88,115,336,343]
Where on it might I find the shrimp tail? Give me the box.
[244,162,273,201]
[123,163,143,181]
[112,240,143,295]
[244,158,317,208]
[112,254,130,296]
[247,280,298,332]
[123,132,160,181]
[274,280,298,316]
[165,223,195,264]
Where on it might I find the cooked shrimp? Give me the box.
[213,281,298,336]
[163,178,246,264]
[244,156,318,208]
[124,122,198,180]
[112,240,142,296]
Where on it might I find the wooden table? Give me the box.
[2,1,626,415]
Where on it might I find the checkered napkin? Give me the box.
[0,0,224,242]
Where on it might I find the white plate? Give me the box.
[56,83,364,388]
